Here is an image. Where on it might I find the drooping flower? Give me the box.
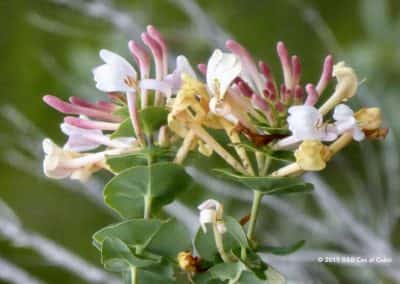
[198,199,226,234]
[43,139,105,182]
[333,104,365,141]
[294,140,331,171]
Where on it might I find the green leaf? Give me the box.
[257,240,305,255]
[194,225,238,262]
[138,270,175,284]
[93,219,162,250]
[101,238,160,271]
[113,106,130,117]
[209,262,243,281]
[235,249,268,280]
[106,147,174,173]
[139,106,169,135]
[111,107,168,139]
[266,183,314,196]
[106,153,147,173]
[104,162,192,218]
[111,118,135,139]
[146,219,192,260]
[224,216,249,250]
[215,169,311,194]
[265,266,285,283]
[238,271,267,284]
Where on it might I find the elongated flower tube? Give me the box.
[43,139,106,182]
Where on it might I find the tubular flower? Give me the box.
[43,139,106,182]
[294,140,331,171]
[198,199,226,234]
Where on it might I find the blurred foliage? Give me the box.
[0,0,399,283]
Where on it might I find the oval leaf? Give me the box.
[104,162,192,218]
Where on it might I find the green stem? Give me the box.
[130,266,137,284]
[213,224,235,263]
[246,190,264,241]
[144,152,153,219]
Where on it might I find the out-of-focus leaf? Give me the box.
[258,240,305,255]
[101,238,160,271]
[139,106,169,136]
[215,168,311,194]
[93,219,162,250]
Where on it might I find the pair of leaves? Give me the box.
[104,162,192,218]
[214,169,314,196]
[112,106,169,138]
[93,219,192,261]
[95,218,191,283]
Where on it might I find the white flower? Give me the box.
[165,55,196,92]
[206,49,241,100]
[287,105,337,141]
[93,49,138,93]
[333,104,365,141]
[198,199,226,234]
[42,139,104,182]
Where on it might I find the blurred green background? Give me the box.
[0,0,399,283]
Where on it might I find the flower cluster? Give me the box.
[41,25,387,283]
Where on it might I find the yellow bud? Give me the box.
[294,140,330,171]
[355,107,382,130]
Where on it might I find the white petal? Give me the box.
[140,79,172,98]
[198,199,221,211]
[287,105,323,140]
[93,49,137,93]
[99,49,137,79]
[199,209,216,233]
[206,49,241,99]
[352,127,365,141]
[333,104,354,121]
